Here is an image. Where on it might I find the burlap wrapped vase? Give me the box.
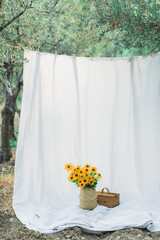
[79,188,97,210]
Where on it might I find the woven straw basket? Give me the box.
[79,188,97,210]
[97,187,120,208]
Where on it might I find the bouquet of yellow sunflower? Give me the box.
[64,163,102,189]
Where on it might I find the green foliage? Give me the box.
[0,0,159,100]
[16,91,22,106]
[0,1,62,67]
[10,128,19,148]
[9,138,17,148]
[1,0,159,71]
[92,0,160,56]
[50,0,160,57]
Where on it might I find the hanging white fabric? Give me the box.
[13,50,160,233]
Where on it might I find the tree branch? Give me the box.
[0,1,33,32]
[3,81,12,107]
[39,39,63,50]
[0,64,5,68]
[42,0,61,14]
[145,42,160,57]
[0,10,26,32]
[12,70,23,101]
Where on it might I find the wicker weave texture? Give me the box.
[79,188,97,210]
[97,188,120,208]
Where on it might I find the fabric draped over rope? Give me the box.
[13,50,160,233]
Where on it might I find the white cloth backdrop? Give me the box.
[13,50,160,233]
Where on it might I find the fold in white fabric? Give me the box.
[14,197,155,233]
[13,50,160,233]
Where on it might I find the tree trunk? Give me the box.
[0,105,12,163]
[9,70,23,140]
[0,81,12,163]
[9,110,16,140]
[9,99,21,140]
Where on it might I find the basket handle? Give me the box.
[101,187,110,193]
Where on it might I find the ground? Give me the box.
[0,106,160,239]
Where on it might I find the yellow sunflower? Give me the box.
[74,172,79,179]
[85,173,89,178]
[78,178,83,184]
[90,166,97,174]
[90,175,95,181]
[89,180,94,185]
[97,173,102,179]
[79,182,86,188]
[76,165,81,170]
[84,164,90,169]
[72,167,78,173]
[68,173,74,182]
[64,163,73,172]
[66,163,102,189]
[84,168,90,174]
[83,177,88,184]
[79,168,85,176]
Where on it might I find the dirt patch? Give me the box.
[1,154,160,239]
